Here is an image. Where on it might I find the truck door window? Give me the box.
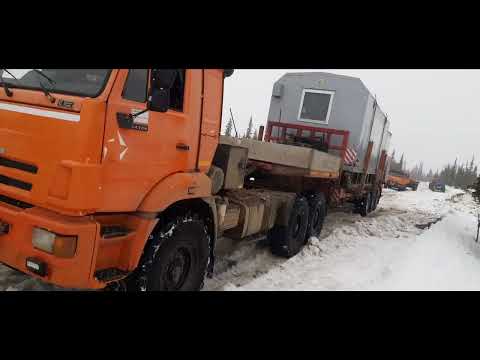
[151,69,186,112]
[122,69,148,103]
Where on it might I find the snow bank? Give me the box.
[372,209,480,290]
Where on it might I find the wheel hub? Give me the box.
[164,248,191,290]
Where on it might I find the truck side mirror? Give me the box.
[148,69,177,113]
[149,88,170,113]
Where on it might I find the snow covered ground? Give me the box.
[1,182,479,291]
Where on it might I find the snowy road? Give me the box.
[1,182,479,291]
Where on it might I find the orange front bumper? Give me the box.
[0,201,104,289]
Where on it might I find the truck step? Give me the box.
[100,225,131,239]
[95,268,129,283]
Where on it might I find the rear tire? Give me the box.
[126,215,209,291]
[357,192,371,217]
[369,191,377,212]
[269,196,310,258]
[306,193,327,240]
[372,187,381,211]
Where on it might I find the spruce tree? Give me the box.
[224,117,233,136]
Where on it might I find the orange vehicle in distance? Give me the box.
[386,169,419,191]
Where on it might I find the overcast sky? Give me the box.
[222,69,480,173]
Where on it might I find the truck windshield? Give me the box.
[1,69,112,98]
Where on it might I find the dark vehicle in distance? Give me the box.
[429,179,446,192]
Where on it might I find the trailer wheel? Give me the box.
[357,192,372,217]
[306,193,327,240]
[269,196,310,258]
[372,188,381,211]
[127,215,209,291]
[369,192,376,212]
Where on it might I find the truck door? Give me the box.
[101,69,203,212]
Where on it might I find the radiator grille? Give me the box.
[0,156,38,174]
[0,174,32,191]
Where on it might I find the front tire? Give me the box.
[128,215,209,291]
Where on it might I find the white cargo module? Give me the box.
[267,72,391,175]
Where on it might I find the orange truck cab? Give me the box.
[0,69,229,289]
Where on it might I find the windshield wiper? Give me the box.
[2,69,18,81]
[33,70,56,103]
[0,69,17,97]
[38,81,56,103]
[32,69,56,87]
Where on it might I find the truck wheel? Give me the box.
[128,215,209,291]
[372,188,381,211]
[357,192,371,217]
[269,196,310,258]
[306,193,327,239]
[369,191,377,212]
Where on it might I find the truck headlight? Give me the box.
[32,227,77,258]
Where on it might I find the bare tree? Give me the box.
[244,116,254,139]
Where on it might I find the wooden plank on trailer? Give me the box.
[250,160,339,179]
[220,136,342,174]
[306,170,340,179]
[310,149,343,174]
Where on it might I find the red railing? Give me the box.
[264,121,350,161]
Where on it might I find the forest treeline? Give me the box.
[392,150,478,191]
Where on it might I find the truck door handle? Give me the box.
[176,143,190,151]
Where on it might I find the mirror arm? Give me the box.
[130,108,149,119]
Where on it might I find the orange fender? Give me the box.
[137,172,212,213]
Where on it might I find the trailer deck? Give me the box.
[219,135,342,179]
